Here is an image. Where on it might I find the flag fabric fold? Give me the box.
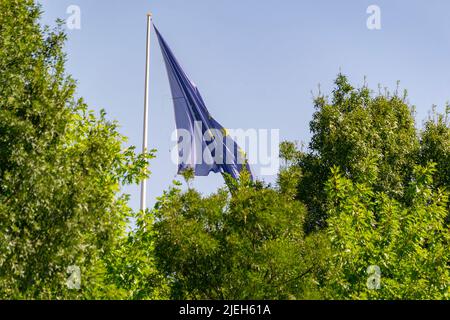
[154,25,253,180]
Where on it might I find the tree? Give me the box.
[103,210,169,300]
[0,0,152,299]
[131,170,327,300]
[324,164,449,299]
[297,75,419,232]
[418,106,450,191]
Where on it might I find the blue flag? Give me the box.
[154,26,253,180]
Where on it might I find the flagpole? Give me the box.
[140,12,152,212]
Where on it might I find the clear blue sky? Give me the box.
[39,0,450,211]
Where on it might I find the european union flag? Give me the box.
[154,26,253,180]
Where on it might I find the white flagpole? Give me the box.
[140,12,152,212]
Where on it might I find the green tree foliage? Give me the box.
[418,106,450,191]
[129,171,327,299]
[103,211,169,300]
[297,75,420,232]
[325,164,449,299]
[278,141,302,199]
[0,0,152,299]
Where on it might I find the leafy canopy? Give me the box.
[0,0,152,299]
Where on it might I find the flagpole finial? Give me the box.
[147,12,153,18]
